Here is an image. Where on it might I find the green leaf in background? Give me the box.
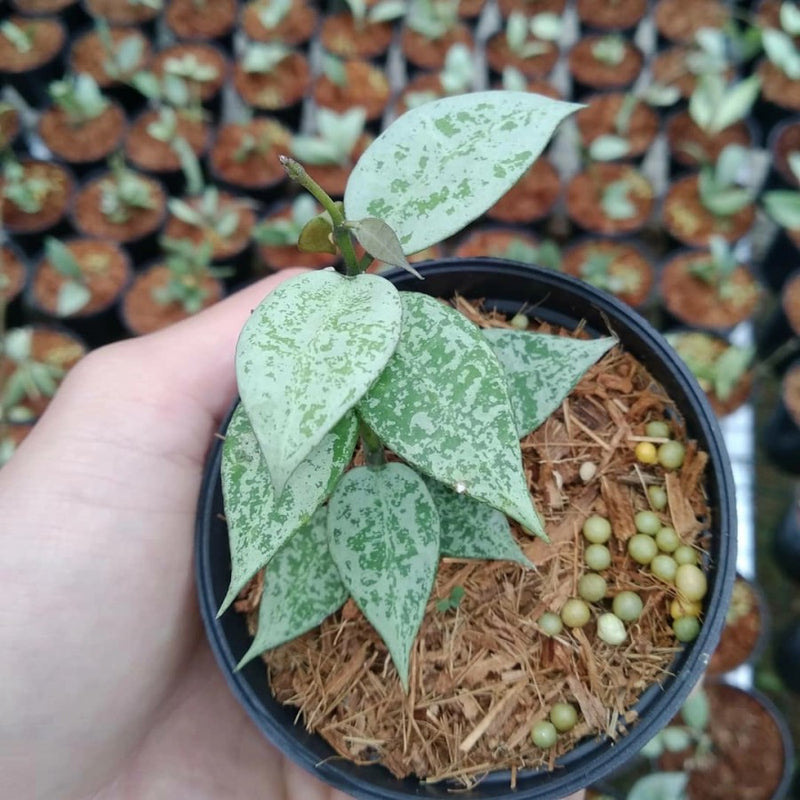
[483,329,616,438]
[236,271,402,495]
[588,134,630,161]
[344,91,580,255]
[424,477,531,567]
[660,726,693,752]
[56,282,91,317]
[219,403,358,615]
[358,292,545,538]
[237,505,349,667]
[327,463,440,691]
[627,773,689,800]
[681,687,710,733]
[763,189,800,229]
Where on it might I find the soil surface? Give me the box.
[666,111,753,169]
[38,102,126,164]
[653,0,728,44]
[69,27,151,87]
[782,272,800,335]
[0,160,73,234]
[659,683,787,800]
[662,175,756,247]
[0,326,85,419]
[660,251,762,330]
[487,158,560,224]
[151,43,229,103]
[758,59,800,113]
[568,35,643,92]
[707,577,764,674]
[566,163,654,236]
[256,204,339,272]
[576,0,646,30]
[125,110,211,173]
[485,32,559,79]
[0,245,27,304]
[319,13,393,60]
[0,106,20,150]
[576,94,658,159]
[562,239,653,308]
[209,118,291,191]
[165,0,237,40]
[240,0,319,46]
[72,173,166,244]
[452,228,541,260]
[85,0,159,25]
[771,120,800,188]
[32,238,130,316]
[163,192,256,261]
[0,15,63,71]
[497,0,566,17]
[312,60,390,123]
[121,263,223,335]
[651,47,734,101]
[401,24,473,72]
[233,51,310,112]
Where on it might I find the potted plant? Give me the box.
[319,0,403,62]
[70,154,167,263]
[652,0,729,47]
[26,236,131,347]
[253,194,340,273]
[401,0,474,73]
[208,115,291,203]
[196,91,737,798]
[575,0,647,37]
[0,16,66,105]
[38,73,127,175]
[240,0,319,49]
[659,237,762,332]
[163,0,238,51]
[664,330,754,417]
[452,226,561,271]
[120,236,227,335]
[567,33,644,99]
[485,11,562,82]
[82,0,161,33]
[312,55,391,132]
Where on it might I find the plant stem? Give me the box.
[359,418,386,469]
[279,155,361,276]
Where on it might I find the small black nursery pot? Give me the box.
[196,260,737,800]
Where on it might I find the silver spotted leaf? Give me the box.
[236,270,402,496]
[219,403,358,616]
[424,477,532,568]
[327,463,440,691]
[343,91,580,255]
[358,293,545,539]
[483,329,616,439]
[237,505,349,667]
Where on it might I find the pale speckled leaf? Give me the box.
[424,477,532,567]
[219,403,357,616]
[237,505,349,667]
[236,270,402,495]
[358,293,545,539]
[483,329,615,438]
[343,91,581,255]
[327,463,439,690]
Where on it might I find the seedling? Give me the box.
[290,107,367,167]
[504,12,558,59]
[763,3,800,79]
[587,94,638,161]
[256,0,292,30]
[342,0,407,29]
[146,106,204,196]
[42,237,91,317]
[666,330,754,403]
[404,44,474,108]
[217,92,625,692]
[591,34,626,66]
[131,69,201,115]
[763,151,800,229]
[688,73,761,136]
[253,195,320,247]
[241,42,292,74]
[168,185,244,240]
[99,155,156,224]
[601,178,637,220]
[1,157,53,215]
[163,52,219,87]
[406,0,460,40]
[640,685,712,766]
[0,21,32,53]
[698,144,758,217]
[232,119,289,164]
[154,237,231,313]
[48,74,109,126]
[578,249,642,295]
[496,237,561,270]
[0,328,65,423]
[96,22,144,81]
[686,235,759,307]
[435,585,465,612]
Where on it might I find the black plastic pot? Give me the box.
[775,618,800,692]
[196,259,738,800]
[756,272,800,372]
[10,0,90,33]
[762,361,800,474]
[765,115,800,192]
[0,241,30,329]
[773,490,800,584]
[758,227,800,294]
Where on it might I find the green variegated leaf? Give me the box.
[236,270,402,495]
[424,477,531,567]
[358,293,545,538]
[344,91,580,255]
[483,329,615,438]
[56,282,91,317]
[219,403,358,615]
[327,463,440,690]
[627,773,689,800]
[237,505,349,667]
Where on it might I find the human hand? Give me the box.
[0,266,586,800]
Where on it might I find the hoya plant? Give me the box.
[763,151,800,230]
[168,185,245,241]
[1,156,53,215]
[504,11,561,60]
[155,237,231,313]
[48,74,110,127]
[99,155,156,224]
[698,144,758,218]
[42,237,92,317]
[218,92,620,690]
[687,73,761,136]
[403,43,474,108]
[686,235,760,307]
[146,106,204,195]
[96,22,144,82]
[290,107,367,168]
[763,3,800,80]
